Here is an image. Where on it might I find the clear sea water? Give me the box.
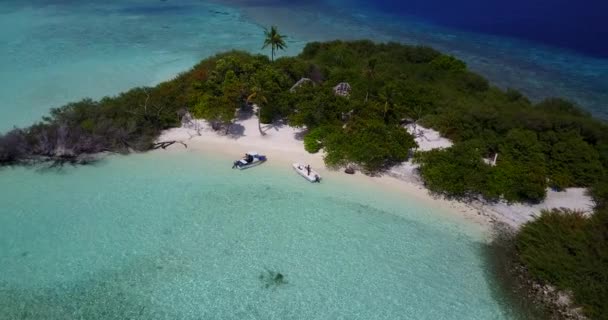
[0,152,521,319]
[0,0,602,318]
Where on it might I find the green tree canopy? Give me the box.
[323,119,417,173]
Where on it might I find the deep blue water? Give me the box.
[358,0,608,57]
[345,0,608,58]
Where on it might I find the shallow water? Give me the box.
[0,152,523,319]
[0,0,596,318]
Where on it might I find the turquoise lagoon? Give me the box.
[1,152,522,319]
[0,0,592,318]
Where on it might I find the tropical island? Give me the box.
[0,29,606,318]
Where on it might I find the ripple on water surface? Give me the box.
[0,152,524,319]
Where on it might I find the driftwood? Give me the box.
[289,77,313,92]
[152,140,188,150]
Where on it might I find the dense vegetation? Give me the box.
[515,208,608,319]
[415,98,607,203]
[0,78,194,165]
[0,39,606,317]
[2,40,606,199]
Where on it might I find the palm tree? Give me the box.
[247,85,268,135]
[262,25,287,62]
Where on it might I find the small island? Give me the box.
[0,35,606,318]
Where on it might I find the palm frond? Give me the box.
[262,25,287,60]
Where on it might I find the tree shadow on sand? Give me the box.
[236,105,254,121]
[260,119,286,134]
[205,120,246,140]
[225,123,246,139]
[293,128,308,141]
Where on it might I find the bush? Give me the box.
[430,54,466,72]
[323,120,416,172]
[259,107,274,124]
[590,178,608,209]
[516,209,608,318]
[303,127,329,153]
[548,136,604,188]
[458,71,490,93]
[414,142,490,198]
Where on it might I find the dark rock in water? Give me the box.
[210,10,230,15]
[259,270,288,289]
[344,167,355,174]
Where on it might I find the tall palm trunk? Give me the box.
[257,105,265,135]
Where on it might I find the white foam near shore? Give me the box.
[158,116,595,230]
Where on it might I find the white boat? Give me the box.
[232,152,267,169]
[292,163,321,182]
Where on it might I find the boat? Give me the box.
[292,163,321,182]
[232,152,267,169]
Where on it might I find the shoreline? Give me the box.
[158,116,594,235]
[161,138,493,234]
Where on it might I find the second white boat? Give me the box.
[292,163,321,183]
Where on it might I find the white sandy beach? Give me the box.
[158,114,595,232]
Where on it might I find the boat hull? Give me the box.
[232,152,267,169]
[292,163,321,182]
[234,159,265,170]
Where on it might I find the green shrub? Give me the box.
[548,136,604,188]
[458,71,490,93]
[303,127,329,153]
[414,142,490,198]
[516,209,608,318]
[259,107,274,124]
[323,120,416,172]
[430,54,466,72]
